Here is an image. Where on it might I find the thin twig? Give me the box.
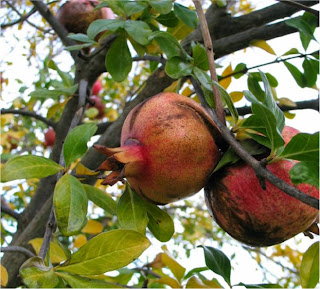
[1,6,37,28]
[219,51,318,81]
[1,246,35,258]
[38,207,56,259]
[1,197,20,220]
[276,0,319,17]
[193,0,226,125]
[1,109,56,128]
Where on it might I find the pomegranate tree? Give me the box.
[94,92,221,204]
[205,126,319,247]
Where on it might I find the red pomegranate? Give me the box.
[56,0,114,37]
[94,92,222,204]
[92,79,102,95]
[88,95,105,119]
[44,129,56,147]
[205,126,319,247]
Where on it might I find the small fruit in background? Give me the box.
[92,80,102,95]
[205,126,319,247]
[56,0,114,37]
[44,129,56,147]
[88,95,105,119]
[94,92,222,204]
[7,135,19,150]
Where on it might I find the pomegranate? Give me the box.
[88,95,105,119]
[94,92,221,204]
[92,79,102,95]
[205,126,319,247]
[44,129,56,147]
[56,0,114,37]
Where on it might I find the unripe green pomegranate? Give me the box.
[94,92,221,204]
[205,126,319,247]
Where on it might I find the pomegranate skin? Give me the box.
[95,92,221,204]
[56,0,114,36]
[205,127,319,247]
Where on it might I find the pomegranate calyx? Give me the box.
[94,143,145,186]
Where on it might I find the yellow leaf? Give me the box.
[47,99,68,119]
[284,111,296,119]
[1,265,8,287]
[164,81,179,93]
[161,251,186,282]
[186,276,210,288]
[219,64,232,89]
[250,40,276,55]
[0,114,13,127]
[28,238,68,264]
[278,97,297,108]
[156,276,181,288]
[106,108,118,121]
[229,91,244,103]
[181,86,193,97]
[148,253,165,269]
[167,20,193,40]
[81,219,103,235]
[73,234,87,248]
[75,163,99,176]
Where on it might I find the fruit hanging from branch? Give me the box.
[205,126,319,247]
[94,92,222,204]
[44,128,56,148]
[56,0,114,38]
[88,94,105,119]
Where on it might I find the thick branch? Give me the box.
[277,0,319,16]
[1,108,56,128]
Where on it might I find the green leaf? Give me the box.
[247,74,265,101]
[213,146,239,173]
[300,12,317,50]
[212,80,239,122]
[184,267,209,280]
[20,257,60,288]
[123,1,148,16]
[165,56,193,79]
[250,103,284,151]
[48,60,74,87]
[145,202,174,242]
[192,42,209,70]
[63,123,98,168]
[303,58,318,87]
[149,0,172,14]
[29,85,78,99]
[286,16,315,41]
[56,229,150,275]
[283,61,305,87]
[199,246,231,285]
[237,283,283,288]
[54,174,88,236]
[124,20,152,46]
[67,33,96,44]
[83,184,117,215]
[233,63,247,79]
[56,272,120,288]
[193,67,212,91]
[174,3,198,29]
[290,161,319,188]
[156,12,179,28]
[300,242,319,288]
[87,19,125,40]
[1,155,64,182]
[148,31,190,60]
[106,32,132,82]
[277,132,319,162]
[101,0,125,17]
[117,185,148,234]
[65,43,93,52]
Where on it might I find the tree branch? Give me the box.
[1,6,37,29]
[276,0,319,17]
[1,197,20,220]
[193,0,225,125]
[1,108,56,129]
[1,246,35,258]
